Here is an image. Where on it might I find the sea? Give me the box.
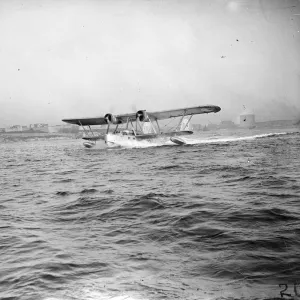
[1,125,300,300]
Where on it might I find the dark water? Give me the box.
[1,127,300,300]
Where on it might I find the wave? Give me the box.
[56,191,70,196]
[43,292,148,300]
[80,188,98,194]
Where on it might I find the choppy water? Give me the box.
[1,127,300,300]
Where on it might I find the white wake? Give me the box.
[184,131,291,145]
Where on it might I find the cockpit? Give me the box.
[121,130,135,136]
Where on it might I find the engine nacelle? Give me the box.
[136,110,149,122]
[104,113,120,124]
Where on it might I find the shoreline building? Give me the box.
[48,124,79,134]
[219,120,236,129]
[5,125,23,132]
[29,123,49,133]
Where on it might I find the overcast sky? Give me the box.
[0,0,299,126]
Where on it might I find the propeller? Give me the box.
[104,114,111,124]
[136,110,145,122]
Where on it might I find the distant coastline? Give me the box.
[0,132,80,143]
[193,119,299,131]
[0,119,299,143]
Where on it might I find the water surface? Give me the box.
[1,126,300,300]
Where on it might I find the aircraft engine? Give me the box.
[136,110,149,122]
[104,113,120,124]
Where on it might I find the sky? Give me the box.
[0,0,300,127]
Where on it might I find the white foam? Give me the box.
[106,131,293,149]
[185,132,289,145]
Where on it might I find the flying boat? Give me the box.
[62,105,221,148]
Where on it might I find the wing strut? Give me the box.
[79,120,90,138]
[175,110,186,131]
[114,124,119,133]
[130,120,137,136]
[148,117,157,134]
[88,125,95,137]
[181,115,193,131]
[155,119,161,133]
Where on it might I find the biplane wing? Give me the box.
[62,113,138,126]
[147,105,220,120]
[62,105,220,126]
[61,117,106,126]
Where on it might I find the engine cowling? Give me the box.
[136,110,148,122]
[104,113,120,124]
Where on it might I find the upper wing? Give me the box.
[61,113,137,126]
[62,117,106,126]
[148,105,221,120]
[62,105,221,126]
